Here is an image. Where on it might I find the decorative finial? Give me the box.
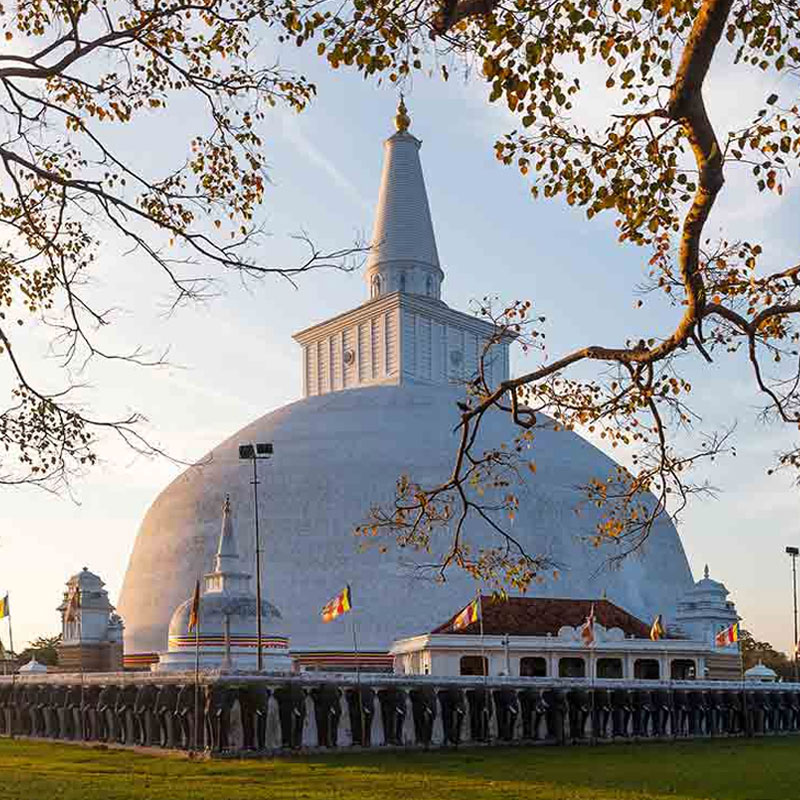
[223,494,231,513]
[394,95,410,133]
[704,564,709,579]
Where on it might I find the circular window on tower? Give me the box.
[343,349,356,366]
[449,349,463,368]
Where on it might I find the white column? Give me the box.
[549,651,559,679]
[384,311,391,376]
[341,330,347,388]
[624,653,635,679]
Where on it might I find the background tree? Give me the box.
[273,0,800,588]
[16,633,61,666]
[0,0,363,490]
[740,629,794,680]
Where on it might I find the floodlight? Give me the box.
[237,440,274,671]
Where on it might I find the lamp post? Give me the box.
[239,442,273,672]
[786,546,799,682]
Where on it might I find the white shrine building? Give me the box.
[391,567,742,680]
[57,568,124,672]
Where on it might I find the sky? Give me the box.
[1,32,799,654]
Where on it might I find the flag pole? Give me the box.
[193,602,200,753]
[7,604,14,666]
[478,592,490,740]
[478,591,487,680]
[588,604,595,744]
[666,643,675,740]
[350,592,366,745]
[589,647,596,745]
[738,626,749,736]
[7,597,14,739]
[78,590,85,741]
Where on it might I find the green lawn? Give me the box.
[0,737,795,800]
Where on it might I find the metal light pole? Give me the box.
[787,546,799,682]
[239,442,273,672]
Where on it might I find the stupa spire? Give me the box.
[214,495,239,573]
[205,495,251,595]
[365,99,444,301]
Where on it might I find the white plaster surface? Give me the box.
[118,383,694,655]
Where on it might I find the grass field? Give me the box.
[1,737,796,800]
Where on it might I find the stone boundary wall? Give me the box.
[1,671,797,754]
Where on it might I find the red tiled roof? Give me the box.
[432,596,651,639]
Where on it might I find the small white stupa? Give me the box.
[19,656,47,674]
[153,496,291,672]
[744,661,778,683]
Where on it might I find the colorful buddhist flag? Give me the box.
[650,614,665,642]
[452,597,480,632]
[187,580,201,634]
[321,586,352,623]
[0,594,8,620]
[714,622,739,647]
[580,604,596,647]
[64,588,80,623]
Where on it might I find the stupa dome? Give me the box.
[168,595,281,641]
[745,661,778,682]
[19,657,47,674]
[118,103,695,664]
[121,383,693,658]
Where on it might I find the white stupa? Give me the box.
[744,661,778,683]
[119,102,695,667]
[154,496,291,672]
[19,657,47,674]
